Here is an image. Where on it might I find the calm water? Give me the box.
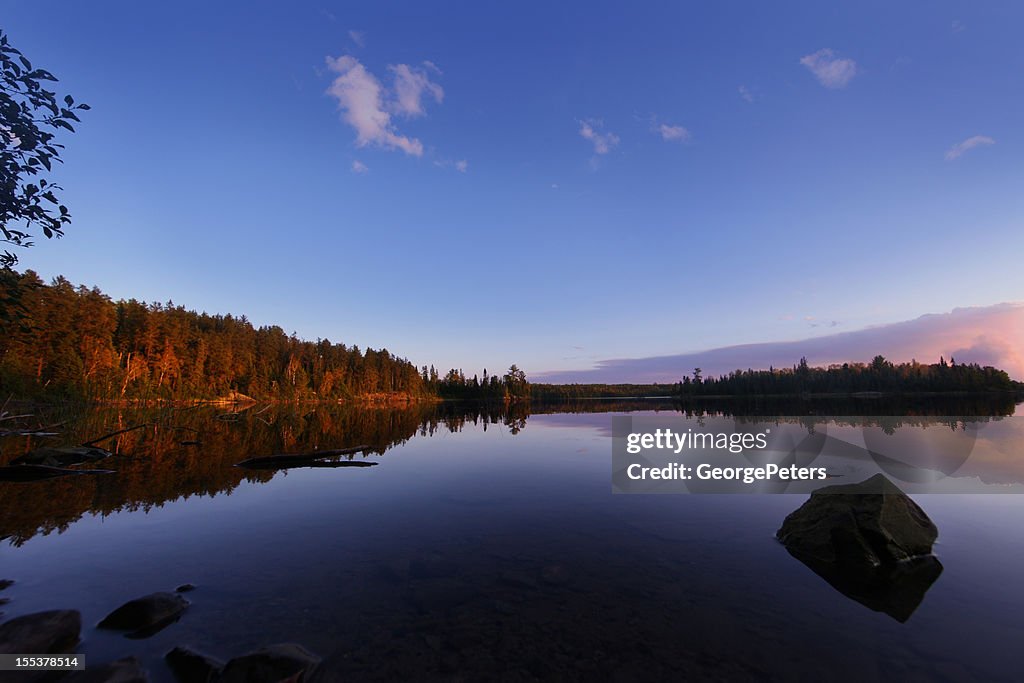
[1,400,1022,681]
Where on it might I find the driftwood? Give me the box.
[234,445,372,470]
[0,464,116,482]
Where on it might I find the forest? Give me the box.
[0,270,530,402]
[676,356,1017,396]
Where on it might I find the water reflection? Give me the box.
[0,396,1018,545]
[787,551,944,623]
[0,398,1021,681]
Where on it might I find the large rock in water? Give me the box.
[218,643,321,683]
[777,473,942,622]
[0,610,81,654]
[777,473,937,570]
[97,592,189,638]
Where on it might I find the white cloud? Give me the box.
[945,135,995,161]
[348,30,365,47]
[455,159,468,173]
[389,63,444,117]
[657,123,691,142]
[738,84,754,103]
[951,20,966,34]
[799,48,858,89]
[325,55,431,156]
[351,160,369,173]
[578,119,619,154]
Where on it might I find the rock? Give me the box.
[777,474,943,622]
[174,584,196,593]
[10,446,112,468]
[776,473,937,571]
[63,657,148,682]
[219,643,321,683]
[0,580,12,591]
[97,592,189,638]
[165,646,223,682]
[0,610,81,655]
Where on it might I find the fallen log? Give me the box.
[10,445,113,468]
[234,445,372,470]
[0,464,116,482]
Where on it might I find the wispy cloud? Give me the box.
[578,119,619,155]
[351,160,369,174]
[951,20,966,34]
[799,48,857,89]
[326,55,445,157]
[348,30,365,47]
[945,135,994,161]
[656,123,691,143]
[434,158,469,172]
[389,63,444,117]
[738,84,754,103]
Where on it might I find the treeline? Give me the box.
[530,383,677,400]
[0,270,529,402]
[678,356,1017,396]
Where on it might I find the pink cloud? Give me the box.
[536,303,1024,383]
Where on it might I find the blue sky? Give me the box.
[4,1,1022,378]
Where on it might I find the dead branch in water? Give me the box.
[82,423,153,447]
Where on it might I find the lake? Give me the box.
[1,399,1022,681]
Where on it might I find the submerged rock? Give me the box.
[218,643,321,683]
[0,609,81,654]
[98,592,189,638]
[63,657,148,682]
[777,473,942,621]
[165,646,223,682]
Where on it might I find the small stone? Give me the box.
[98,592,189,638]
